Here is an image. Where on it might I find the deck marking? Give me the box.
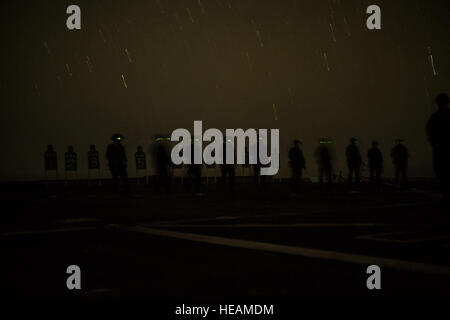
[144,223,448,228]
[59,218,99,224]
[2,227,95,236]
[154,202,428,225]
[357,232,450,244]
[119,225,450,277]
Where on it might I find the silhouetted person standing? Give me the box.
[221,138,235,192]
[426,93,450,198]
[345,138,362,185]
[289,140,306,189]
[368,141,383,185]
[253,135,268,186]
[106,133,129,193]
[156,144,171,192]
[188,139,203,195]
[315,139,333,185]
[391,139,409,185]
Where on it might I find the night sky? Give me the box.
[1,0,449,180]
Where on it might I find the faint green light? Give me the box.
[156,137,171,142]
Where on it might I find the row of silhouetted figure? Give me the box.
[43,93,450,197]
[292,93,449,199]
[288,137,409,188]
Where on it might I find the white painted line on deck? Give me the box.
[381,182,441,198]
[2,227,96,236]
[144,223,433,228]
[153,214,281,225]
[363,202,429,209]
[357,232,450,244]
[154,202,428,225]
[119,225,450,277]
[357,232,418,244]
[59,218,99,224]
